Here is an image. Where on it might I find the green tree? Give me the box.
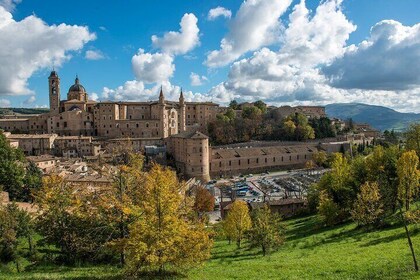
[125,164,212,275]
[247,205,285,256]
[351,182,384,227]
[405,123,420,157]
[22,161,43,202]
[253,100,267,113]
[0,203,34,271]
[229,100,239,110]
[0,133,26,201]
[224,200,252,248]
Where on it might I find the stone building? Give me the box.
[0,71,219,140]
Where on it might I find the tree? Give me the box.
[313,151,328,167]
[22,161,43,202]
[0,133,26,201]
[125,164,212,275]
[317,190,340,226]
[405,123,420,157]
[253,100,267,113]
[397,150,419,211]
[229,100,239,110]
[224,200,251,248]
[0,203,34,272]
[193,186,215,219]
[351,182,384,227]
[247,205,285,256]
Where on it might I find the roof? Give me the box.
[212,144,317,159]
[68,76,86,93]
[170,130,209,139]
[6,133,57,139]
[27,155,58,162]
[268,198,306,206]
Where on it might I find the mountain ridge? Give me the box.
[325,103,420,131]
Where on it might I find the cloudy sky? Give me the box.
[0,0,419,112]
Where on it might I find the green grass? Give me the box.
[0,215,419,279]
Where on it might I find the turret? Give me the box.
[159,86,165,104]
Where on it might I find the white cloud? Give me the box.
[0,0,21,12]
[90,92,99,101]
[151,13,200,55]
[85,50,105,60]
[0,7,96,96]
[323,20,420,90]
[205,0,292,67]
[206,0,420,112]
[190,72,208,86]
[0,98,11,107]
[101,80,213,103]
[208,7,232,21]
[131,49,175,84]
[23,95,36,105]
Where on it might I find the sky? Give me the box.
[0,0,419,112]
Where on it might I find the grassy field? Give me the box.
[0,215,419,279]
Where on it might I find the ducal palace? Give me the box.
[0,72,371,181]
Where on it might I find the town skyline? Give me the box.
[0,0,419,113]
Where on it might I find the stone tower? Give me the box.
[179,89,186,132]
[48,70,60,114]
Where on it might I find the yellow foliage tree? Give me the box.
[351,182,384,226]
[125,164,212,275]
[397,150,420,211]
[224,200,252,248]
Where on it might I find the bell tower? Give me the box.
[48,70,60,115]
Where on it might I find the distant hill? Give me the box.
[0,108,49,115]
[325,103,420,132]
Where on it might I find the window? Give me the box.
[265,158,267,163]
[229,161,231,166]
[256,158,259,164]
[248,159,250,164]
[273,157,276,162]
[219,162,222,168]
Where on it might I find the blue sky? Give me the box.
[0,0,419,112]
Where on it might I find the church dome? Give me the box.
[68,76,86,93]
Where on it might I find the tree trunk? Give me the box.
[237,238,241,249]
[400,207,418,271]
[262,245,266,256]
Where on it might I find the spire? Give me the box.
[75,75,79,84]
[159,85,164,104]
[179,87,185,105]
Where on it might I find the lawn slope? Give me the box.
[1,215,418,280]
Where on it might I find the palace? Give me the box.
[0,71,362,182]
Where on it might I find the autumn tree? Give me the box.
[312,150,328,167]
[193,186,215,220]
[397,150,419,211]
[247,205,285,256]
[125,164,212,275]
[396,150,420,271]
[317,190,340,226]
[351,182,384,227]
[224,200,252,248]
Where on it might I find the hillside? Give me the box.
[0,108,49,115]
[1,215,418,279]
[325,103,420,132]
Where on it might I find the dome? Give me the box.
[68,76,86,93]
